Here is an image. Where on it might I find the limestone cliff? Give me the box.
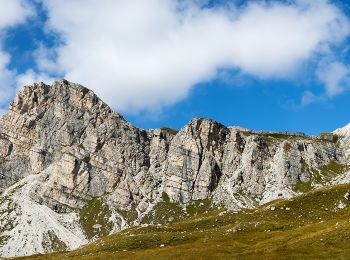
[0,80,348,257]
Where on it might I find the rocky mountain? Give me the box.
[0,80,350,257]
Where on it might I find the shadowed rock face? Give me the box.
[0,80,347,257]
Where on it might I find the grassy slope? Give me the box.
[19,183,350,260]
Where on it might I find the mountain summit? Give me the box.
[0,80,349,257]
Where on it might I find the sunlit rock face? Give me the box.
[0,80,347,257]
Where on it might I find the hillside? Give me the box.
[20,183,350,259]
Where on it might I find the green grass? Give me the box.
[161,192,170,203]
[160,127,178,135]
[115,205,139,224]
[293,160,349,193]
[240,131,298,139]
[293,178,312,193]
[239,131,314,147]
[20,183,350,260]
[79,197,114,239]
[42,232,68,252]
[310,160,350,186]
[260,133,300,139]
[283,142,292,153]
[318,160,349,179]
[140,198,211,225]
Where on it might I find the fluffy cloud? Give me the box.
[317,61,350,97]
[0,0,34,110]
[299,90,325,108]
[16,69,56,91]
[0,0,33,30]
[29,1,350,112]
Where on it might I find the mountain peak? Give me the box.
[0,81,349,257]
[10,80,110,116]
[334,122,350,137]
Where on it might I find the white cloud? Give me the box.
[16,69,56,90]
[35,0,350,113]
[294,60,350,108]
[299,91,325,107]
[0,0,33,30]
[0,0,34,110]
[317,61,350,97]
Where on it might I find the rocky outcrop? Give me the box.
[334,123,350,159]
[0,80,348,257]
[163,118,228,203]
[0,80,151,212]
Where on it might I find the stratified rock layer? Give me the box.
[0,80,348,257]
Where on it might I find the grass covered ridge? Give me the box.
[21,183,350,260]
[293,160,350,193]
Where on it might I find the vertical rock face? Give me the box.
[207,129,342,209]
[163,118,228,203]
[0,80,348,257]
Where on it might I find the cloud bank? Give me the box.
[1,0,350,114]
[34,0,349,113]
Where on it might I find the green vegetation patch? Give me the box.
[115,204,139,224]
[311,160,350,186]
[185,199,212,216]
[260,133,296,139]
[240,131,311,147]
[293,161,312,193]
[294,178,312,193]
[283,142,292,152]
[294,160,350,193]
[160,127,178,135]
[0,235,10,247]
[141,199,184,225]
[79,197,114,239]
[319,133,339,143]
[161,192,170,203]
[318,160,349,178]
[141,197,213,226]
[42,231,68,252]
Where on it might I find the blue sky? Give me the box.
[0,0,350,135]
